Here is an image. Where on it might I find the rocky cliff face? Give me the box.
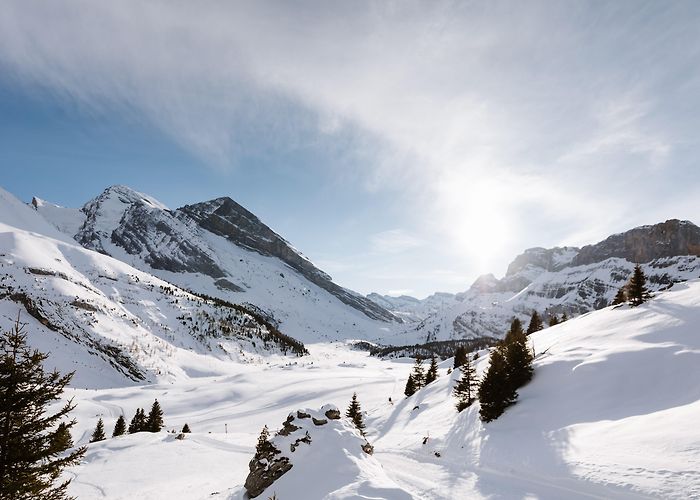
[572,219,700,266]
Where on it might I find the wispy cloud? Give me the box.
[1,1,699,295]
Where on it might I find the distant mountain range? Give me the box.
[370,219,700,344]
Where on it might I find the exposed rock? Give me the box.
[296,410,311,419]
[244,453,292,498]
[312,417,327,426]
[323,408,341,420]
[572,219,700,266]
[361,442,374,455]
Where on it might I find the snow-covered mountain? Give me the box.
[377,219,700,345]
[365,292,460,322]
[62,278,700,498]
[32,185,399,344]
[0,187,309,388]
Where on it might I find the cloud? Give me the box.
[1,1,699,294]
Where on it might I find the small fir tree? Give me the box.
[181,423,191,433]
[410,357,425,389]
[611,286,627,306]
[548,314,560,327]
[404,373,416,397]
[424,355,439,385]
[128,408,146,434]
[453,357,478,412]
[90,418,106,443]
[254,425,278,460]
[478,348,515,422]
[112,415,126,437]
[560,312,568,322]
[49,422,74,454]
[146,400,164,432]
[526,311,543,335]
[0,316,86,500]
[345,393,366,434]
[627,264,651,306]
[453,345,468,369]
[503,326,534,392]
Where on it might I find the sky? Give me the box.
[1,1,700,299]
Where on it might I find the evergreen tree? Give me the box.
[0,316,85,500]
[453,345,468,369]
[181,423,191,433]
[424,355,439,385]
[345,393,365,434]
[146,400,164,433]
[404,374,416,397]
[627,264,651,306]
[505,318,524,342]
[560,312,568,322]
[453,357,478,412]
[611,286,627,306]
[49,422,73,455]
[548,314,560,327]
[90,418,106,443]
[478,348,515,422]
[254,425,278,460]
[128,408,146,434]
[112,415,126,437]
[410,357,425,389]
[503,326,534,392]
[526,311,543,335]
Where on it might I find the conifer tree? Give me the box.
[345,393,366,434]
[128,408,146,434]
[453,357,478,412]
[112,415,126,437]
[404,374,416,397]
[526,311,543,335]
[503,326,534,392]
[49,422,74,455]
[478,348,515,422]
[611,286,627,306]
[254,425,278,460]
[0,316,85,500]
[548,314,560,327]
[146,400,164,432]
[410,357,425,389]
[181,423,191,433]
[424,355,439,385]
[453,345,468,369]
[90,418,106,443]
[627,264,651,306]
[560,312,568,322]
[505,318,524,341]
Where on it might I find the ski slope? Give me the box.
[60,279,700,499]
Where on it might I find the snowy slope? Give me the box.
[0,187,306,388]
[35,185,399,343]
[60,280,700,499]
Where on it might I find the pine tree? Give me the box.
[404,374,416,397]
[146,400,164,433]
[560,312,568,322]
[128,408,146,434]
[410,357,425,389]
[505,318,524,342]
[254,425,278,460]
[503,326,534,392]
[611,286,627,306]
[0,315,85,500]
[345,393,365,434]
[424,355,439,385]
[49,422,73,455]
[526,311,543,335]
[181,423,191,433]
[478,348,515,422]
[112,415,126,437]
[453,345,468,369]
[627,264,651,306]
[453,357,478,412]
[548,314,560,327]
[90,418,106,443]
